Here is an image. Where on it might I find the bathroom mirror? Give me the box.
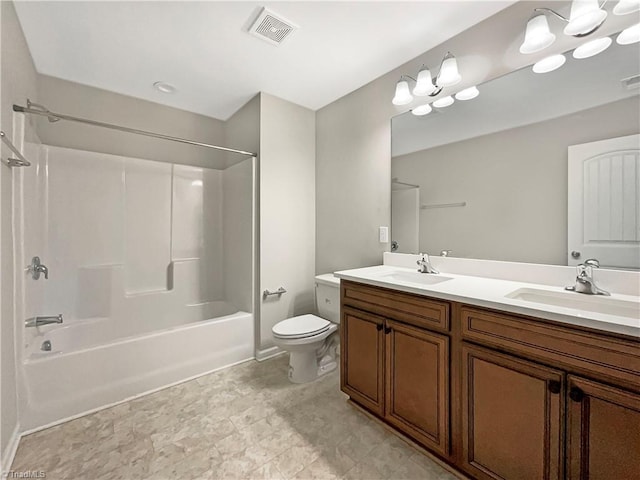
[391,33,640,269]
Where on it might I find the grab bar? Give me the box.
[25,315,63,328]
[0,131,31,167]
[263,287,287,298]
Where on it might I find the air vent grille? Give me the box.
[248,8,298,46]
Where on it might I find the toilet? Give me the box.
[272,274,340,383]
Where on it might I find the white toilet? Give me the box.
[272,274,340,383]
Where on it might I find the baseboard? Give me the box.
[20,356,254,437]
[255,345,285,361]
[1,422,22,476]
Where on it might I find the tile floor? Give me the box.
[11,355,460,480]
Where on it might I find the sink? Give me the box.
[381,271,453,286]
[506,288,640,319]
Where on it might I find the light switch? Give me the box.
[379,226,389,243]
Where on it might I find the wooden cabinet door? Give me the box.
[567,375,640,480]
[461,343,564,480]
[340,306,385,415]
[384,319,449,456]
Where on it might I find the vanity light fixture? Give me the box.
[532,54,566,73]
[436,53,462,87]
[392,79,413,106]
[613,0,640,15]
[617,23,640,44]
[433,96,454,108]
[563,0,608,36]
[455,86,480,101]
[392,52,462,106]
[573,36,612,58]
[520,0,611,57]
[411,104,433,116]
[520,14,556,53]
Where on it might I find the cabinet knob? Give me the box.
[569,386,585,402]
[376,324,383,331]
[548,380,561,394]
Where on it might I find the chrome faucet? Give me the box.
[25,314,63,328]
[565,259,610,296]
[417,253,439,274]
[27,256,49,280]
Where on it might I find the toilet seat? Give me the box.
[272,314,331,339]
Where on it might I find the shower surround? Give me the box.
[17,143,255,431]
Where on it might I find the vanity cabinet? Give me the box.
[385,319,449,455]
[566,376,640,480]
[340,279,640,480]
[341,306,385,415]
[340,281,451,456]
[461,343,564,480]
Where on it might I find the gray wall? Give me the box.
[36,75,227,168]
[315,0,636,275]
[258,93,316,355]
[223,95,260,314]
[0,1,38,468]
[392,97,640,265]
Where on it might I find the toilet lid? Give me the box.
[272,314,331,339]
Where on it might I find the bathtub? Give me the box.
[20,304,254,432]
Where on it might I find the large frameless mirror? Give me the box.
[391,29,640,269]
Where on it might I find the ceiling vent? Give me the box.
[248,7,298,46]
[621,74,640,90]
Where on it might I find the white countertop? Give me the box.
[334,265,640,338]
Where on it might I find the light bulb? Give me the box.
[455,86,479,101]
[433,96,454,108]
[392,79,413,106]
[520,14,556,54]
[573,37,612,58]
[436,53,461,87]
[412,104,433,116]
[564,0,608,36]
[413,67,436,96]
[617,23,640,44]
[532,54,566,73]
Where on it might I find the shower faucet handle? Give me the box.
[27,256,49,280]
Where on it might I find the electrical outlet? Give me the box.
[379,226,389,243]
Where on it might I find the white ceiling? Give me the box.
[13,1,515,120]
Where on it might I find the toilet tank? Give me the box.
[315,274,341,324]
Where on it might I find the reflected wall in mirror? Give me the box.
[391,31,640,269]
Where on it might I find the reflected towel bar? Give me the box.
[421,201,466,210]
[0,131,31,167]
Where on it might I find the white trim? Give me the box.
[20,356,254,436]
[1,423,21,476]
[255,345,285,362]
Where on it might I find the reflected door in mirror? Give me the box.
[568,134,640,269]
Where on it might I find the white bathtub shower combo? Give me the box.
[14,119,257,431]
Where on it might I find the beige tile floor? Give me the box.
[11,355,460,480]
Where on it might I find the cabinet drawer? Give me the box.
[342,280,450,332]
[461,306,640,390]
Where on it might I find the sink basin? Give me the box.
[506,288,640,319]
[381,271,453,286]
